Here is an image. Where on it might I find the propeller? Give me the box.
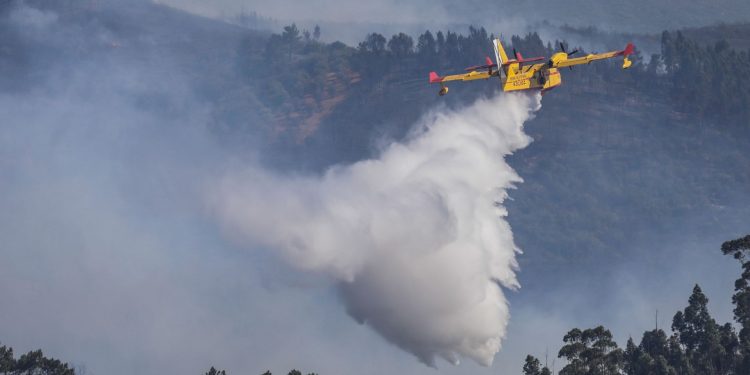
[559,42,579,70]
[559,42,579,57]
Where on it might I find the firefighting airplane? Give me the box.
[429,39,634,95]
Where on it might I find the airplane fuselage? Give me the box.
[501,63,562,93]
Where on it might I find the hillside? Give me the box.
[461,0,750,33]
[227,26,750,296]
[681,22,750,50]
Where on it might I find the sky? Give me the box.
[0,1,748,375]
[159,0,750,40]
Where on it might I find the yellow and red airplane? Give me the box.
[429,39,634,95]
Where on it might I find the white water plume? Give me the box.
[212,93,541,366]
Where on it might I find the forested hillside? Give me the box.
[682,23,750,50]
[230,24,750,166]
[456,0,750,33]
[223,23,750,289]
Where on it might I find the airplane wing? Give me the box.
[523,62,548,73]
[429,70,493,84]
[552,43,635,69]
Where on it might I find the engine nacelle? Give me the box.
[622,57,632,69]
[548,52,568,67]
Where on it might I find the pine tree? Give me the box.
[672,284,736,374]
[523,355,543,375]
[0,345,14,373]
[721,235,750,374]
[624,338,641,375]
[387,33,414,57]
[313,25,321,41]
[281,24,301,59]
[416,30,436,60]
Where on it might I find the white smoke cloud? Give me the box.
[169,0,750,31]
[212,93,541,366]
[156,0,449,24]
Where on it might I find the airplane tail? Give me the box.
[623,43,635,56]
[429,71,443,83]
[493,38,511,79]
[492,38,509,67]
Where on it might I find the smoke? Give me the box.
[159,0,750,37]
[213,93,541,366]
[156,0,449,25]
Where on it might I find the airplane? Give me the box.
[428,38,635,96]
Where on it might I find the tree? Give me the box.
[313,25,321,41]
[623,330,679,375]
[641,329,670,359]
[416,30,436,60]
[523,355,543,375]
[387,33,414,57]
[13,349,75,375]
[721,235,750,374]
[719,322,740,373]
[0,345,14,373]
[511,32,547,58]
[354,33,389,78]
[624,338,644,375]
[205,366,227,375]
[461,26,490,64]
[282,24,301,44]
[667,334,693,375]
[264,33,285,64]
[281,23,301,59]
[443,31,459,62]
[287,370,302,375]
[672,284,736,374]
[522,355,552,375]
[558,326,624,375]
[661,31,677,73]
[559,328,587,375]
[435,31,445,58]
[672,285,714,352]
[358,33,386,54]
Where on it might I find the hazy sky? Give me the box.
[156,0,450,24]
[159,0,750,34]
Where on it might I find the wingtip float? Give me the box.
[429,39,635,96]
